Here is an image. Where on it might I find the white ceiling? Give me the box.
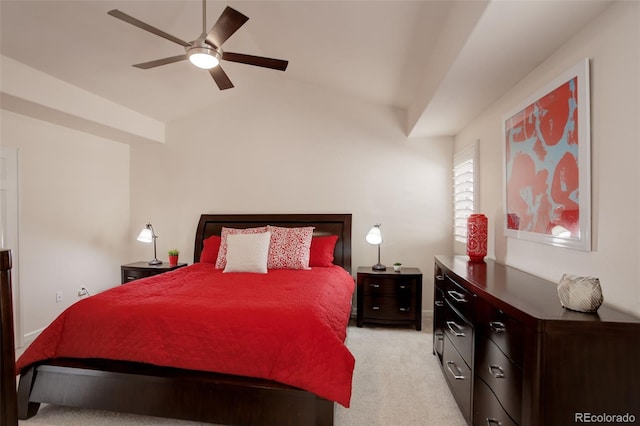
[0,0,612,138]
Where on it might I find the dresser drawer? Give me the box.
[433,286,446,361]
[444,274,475,320]
[476,301,524,365]
[476,336,522,423]
[444,300,474,366]
[443,335,472,423]
[473,377,518,426]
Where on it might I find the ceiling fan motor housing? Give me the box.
[187,39,222,69]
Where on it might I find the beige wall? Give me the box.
[455,1,640,315]
[5,1,637,342]
[129,79,453,311]
[0,110,130,341]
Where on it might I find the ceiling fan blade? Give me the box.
[108,9,191,48]
[205,6,249,49]
[209,66,234,90]
[222,52,288,71]
[132,55,188,69]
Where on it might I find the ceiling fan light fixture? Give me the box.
[188,46,220,69]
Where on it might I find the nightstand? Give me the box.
[121,261,187,284]
[356,266,422,330]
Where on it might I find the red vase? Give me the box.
[169,255,179,266]
[467,214,488,262]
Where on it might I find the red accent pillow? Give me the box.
[266,226,314,269]
[309,235,338,267]
[200,235,221,264]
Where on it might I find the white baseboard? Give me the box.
[22,327,44,347]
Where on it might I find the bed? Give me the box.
[16,213,354,426]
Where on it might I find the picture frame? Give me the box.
[503,58,591,251]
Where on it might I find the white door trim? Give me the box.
[0,146,22,348]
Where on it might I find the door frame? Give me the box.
[0,146,22,348]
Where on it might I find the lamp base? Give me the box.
[372,263,387,271]
[148,258,163,265]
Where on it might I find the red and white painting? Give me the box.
[504,59,591,251]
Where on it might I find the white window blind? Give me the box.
[453,142,479,243]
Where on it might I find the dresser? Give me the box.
[357,267,422,330]
[434,255,640,426]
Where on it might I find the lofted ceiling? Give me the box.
[0,0,611,138]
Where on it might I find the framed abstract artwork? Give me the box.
[503,58,591,251]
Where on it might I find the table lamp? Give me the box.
[137,223,162,265]
[366,224,386,271]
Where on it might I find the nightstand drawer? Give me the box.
[362,277,416,297]
[121,262,187,284]
[122,269,149,283]
[362,295,414,320]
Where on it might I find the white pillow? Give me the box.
[223,232,271,274]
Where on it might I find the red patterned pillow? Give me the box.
[309,235,338,267]
[266,226,314,270]
[215,227,268,269]
[200,235,221,264]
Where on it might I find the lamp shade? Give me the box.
[366,225,383,245]
[366,224,386,271]
[137,227,153,243]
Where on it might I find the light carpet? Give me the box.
[17,318,466,426]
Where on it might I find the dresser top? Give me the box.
[435,255,640,325]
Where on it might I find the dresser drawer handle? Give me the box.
[446,361,465,380]
[369,283,380,288]
[447,290,467,303]
[399,307,410,312]
[486,419,502,426]
[446,321,465,337]
[489,364,505,379]
[127,276,136,280]
[489,321,506,333]
[435,301,444,307]
[399,285,409,289]
[435,275,445,281]
[372,306,380,310]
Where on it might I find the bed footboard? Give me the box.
[18,360,334,426]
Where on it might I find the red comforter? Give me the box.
[16,263,356,407]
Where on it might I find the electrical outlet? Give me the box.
[56,291,63,303]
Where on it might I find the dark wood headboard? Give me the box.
[193,214,352,273]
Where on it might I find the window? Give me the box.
[453,142,479,244]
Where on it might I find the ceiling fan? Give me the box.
[107,1,288,90]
